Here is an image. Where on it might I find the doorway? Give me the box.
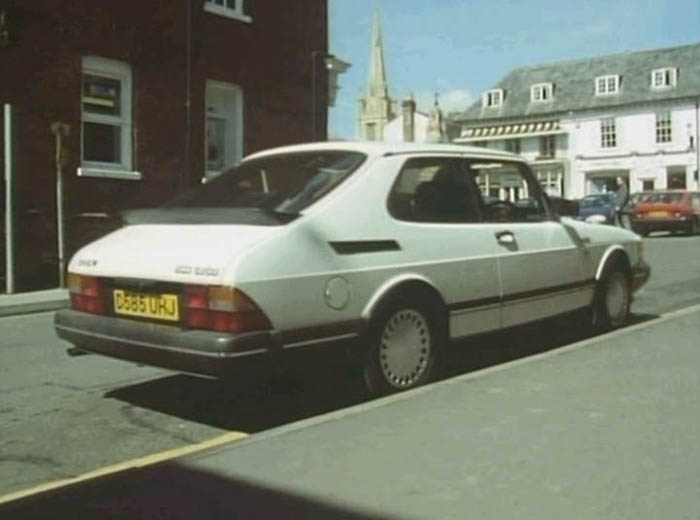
[204,81,243,181]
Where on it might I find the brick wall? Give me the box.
[0,0,328,291]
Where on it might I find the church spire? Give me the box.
[367,11,389,98]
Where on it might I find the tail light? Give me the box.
[182,285,271,333]
[67,273,106,315]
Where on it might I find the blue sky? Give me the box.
[328,0,700,139]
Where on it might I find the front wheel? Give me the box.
[591,267,631,331]
[363,298,443,397]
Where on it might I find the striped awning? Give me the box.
[457,120,563,141]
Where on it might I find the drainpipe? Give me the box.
[184,0,192,189]
[3,104,14,294]
[695,99,699,190]
[51,122,70,288]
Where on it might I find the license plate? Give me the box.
[648,211,668,217]
[113,290,179,322]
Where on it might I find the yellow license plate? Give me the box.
[648,211,668,217]
[113,290,179,322]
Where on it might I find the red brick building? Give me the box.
[0,0,330,292]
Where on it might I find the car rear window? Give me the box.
[640,192,684,204]
[125,151,366,225]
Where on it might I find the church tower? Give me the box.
[426,94,448,143]
[357,12,395,140]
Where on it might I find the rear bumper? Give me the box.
[631,260,651,293]
[631,217,691,233]
[54,309,276,378]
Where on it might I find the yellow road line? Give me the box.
[0,431,248,506]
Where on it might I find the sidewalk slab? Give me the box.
[3,306,699,519]
[0,289,68,317]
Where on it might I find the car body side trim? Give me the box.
[447,279,595,313]
[282,333,359,349]
[329,240,401,255]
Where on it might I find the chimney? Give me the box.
[402,97,416,142]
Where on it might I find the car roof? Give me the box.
[243,141,520,162]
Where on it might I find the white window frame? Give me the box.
[655,111,672,144]
[203,0,251,23]
[595,75,620,96]
[78,56,140,180]
[651,67,677,89]
[600,117,617,149]
[530,83,553,102]
[482,89,504,108]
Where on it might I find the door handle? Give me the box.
[495,230,515,245]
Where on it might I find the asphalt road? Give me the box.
[0,233,699,498]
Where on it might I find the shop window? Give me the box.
[504,138,520,154]
[538,135,555,158]
[667,167,686,189]
[79,56,140,180]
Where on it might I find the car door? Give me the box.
[468,158,592,328]
[386,156,503,338]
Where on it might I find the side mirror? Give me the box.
[548,196,579,218]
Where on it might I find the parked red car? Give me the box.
[631,190,700,236]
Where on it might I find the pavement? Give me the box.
[0,288,68,317]
[1,304,698,519]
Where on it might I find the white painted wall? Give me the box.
[382,112,430,143]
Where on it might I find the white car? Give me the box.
[55,142,650,395]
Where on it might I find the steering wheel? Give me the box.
[485,200,518,222]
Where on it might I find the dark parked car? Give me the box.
[577,193,617,224]
[631,190,700,236]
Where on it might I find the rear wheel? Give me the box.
[591,265,631,331]
[363,296,444,397]
[688,217,699,235]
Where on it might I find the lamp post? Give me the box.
[311,51,335,142]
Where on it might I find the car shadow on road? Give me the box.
[105,311,660,434]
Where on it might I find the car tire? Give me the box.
[591,264,631,331]
[363,295,444,397]
[688,217,699,236]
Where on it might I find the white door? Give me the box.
[387,156,503,337]
[471,159,592,328]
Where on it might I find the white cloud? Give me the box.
[410,88,475,114]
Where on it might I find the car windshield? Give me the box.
[581,194,614,207]
[124,151,366,225]
[640,192,684,204]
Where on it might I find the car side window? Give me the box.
[388,157,481,223]
[469,159,548,223]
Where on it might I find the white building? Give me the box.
[454,42,700,198]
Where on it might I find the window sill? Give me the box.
[78,167,142,180]
[203,4,252,23]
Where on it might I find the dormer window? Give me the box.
[595,75,620,96]
[482,89,504,108]
[531,83,553,102]
[651,68,677,89]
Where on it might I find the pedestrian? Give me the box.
[614,176,629,227]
